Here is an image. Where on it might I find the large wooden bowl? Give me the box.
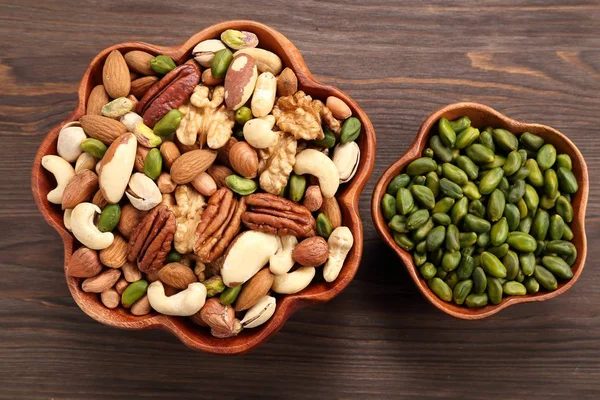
[31,21,376,354]
[371,102,588,319]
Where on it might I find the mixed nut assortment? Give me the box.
[381,116,579,307]
[42,28,359,337]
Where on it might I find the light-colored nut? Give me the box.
[103,50,130,98]
[293,149,340,198]
[277,67,297,97]
[163,184,205,254]
[95,159,102,175]
[271,266,315,294]
[191,172,217,196]
[132,122,162,148]
[99,133,137,204]
[70,202,114,250]
[251,72,277,117]
[303,185,323,212]
[159,141,180,170]
[41,155,75,204]
[269,235,297,275]
[66,247,102,278]
[75,152,97,174]
[323,226,354,282]
[120,112,143,132]
[57,123,86,162]
[332,141,360,183]
[122,261,142,283]
[147,280,206,316]
[229,141,258,179]
[131,295,152,315]
[224,54,258,111]
[192,39,226,67]
[292,236,329,267]
[82,269,121,293]
[326,96,352,120]
[235,268,275,311]
[194,262,206,282]
[222,231,279,287]
[61,169,98,210]
[201,68,223,86]
[157,172,176,194]
[102,97,135,119]
[170,149,217,184]
[100,288,120,309]
[243,115,278,149]
[99,234,128,268]
[320,196,342,229]
[241,295,276,329]
[158,262,197,290]
[64,209,73,231]
[258,132,297,195]
[125,173,162,211]
[87,85,110,116]
[117,203,147,239]
[234,48,282,75]
[115,278,129,295]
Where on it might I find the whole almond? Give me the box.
[235,268,274,312]
[170,149,217,184]
[80,115,128,144]
[157,262,197,289]
[61,169,98,210]
[124,50,156,76]
[229,141,258,179]
[135,146,150,173]
[303,185,323,212]
[130,76,159,98]
[87,85,110,115]
[216,137,238,166]
[92,190,108,209]
[66,247,103,278]
[82,269,121,293]
[100,288,120,309]
[293,236,329,267]
[115,278,129,294]
[320,196,342,229]
[191,172,217,196]
[160,141,181,170]
[99,234,128,268]
[207,164,233,188]
[130,71,139,81]
[122,261,142,283]
[131,295,152,316]
[326,96,352,120]
[103,50,131,98]
[118,203,148,239]
[276,67,298,97]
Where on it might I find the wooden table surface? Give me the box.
[1,1,599,398]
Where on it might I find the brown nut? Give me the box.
[123,50,156,76]
[235,268,274,311]
[191,172,217,196]
[118,203,148,239]
[114,278,129,295]
[216,137,238,167]
[82,269,121,293]
[207,165,233,188]
[170,149,217,184]
[100,288,120,309]
[229,141,258,179]
[122,261,142,283]
[325,96,352,120]
[61,170,98,210]
[292,236,329,267]
[157,172,177,194]
[159,141,181,170]
[130,76,159,99]
[103,50,131,99]
[66,247,103,278]
[80,115,128,145]
[135,146,150,173]
[224,53,258,111]
[276,67,298,97]
[87,85,110,116]
[199,298,242,338]
[99,234,129,268]
[303,185,323,212]
[202,68,223,86]
[130,295,152,315]
[320,196,342,229]
[157,262,197,289]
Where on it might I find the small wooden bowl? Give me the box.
[31,20,376,353]
[371,102,588,319]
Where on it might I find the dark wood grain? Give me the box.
[1,0,599,398]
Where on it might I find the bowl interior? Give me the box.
[371,102,588,319]
[32,20,376,353]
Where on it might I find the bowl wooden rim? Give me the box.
[31,20,376,353]
[371,102,588,319]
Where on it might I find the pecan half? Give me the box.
[242,193,315,237]
[193,187,246,263]
[127,204,176,273]
[136,64,201,127]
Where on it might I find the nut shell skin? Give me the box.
[224,54,258,111]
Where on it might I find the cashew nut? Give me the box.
[293,149,340,198]
[57,123,86,162]
[41,155,76,204]
[241,295,276,329]
[271,266,315,294]
[70,202,114,250]
[251,72,277,117]
[74,152,97,173]
[323,226,354,283]
[222,231,279,287]
[63,208,73,231]
[243,115,278,149]
[147,281,207,317]
[269,235,298,275]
